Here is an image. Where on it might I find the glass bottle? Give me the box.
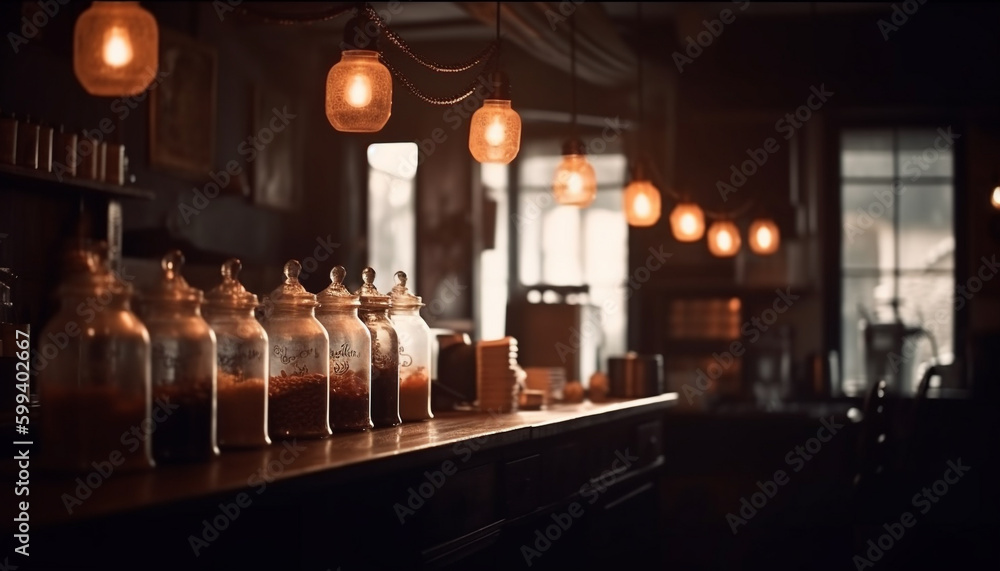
[204,259,270,449]
[389,271,433,422]
[38,243,153,472]
[317,266,373,432]
[355,267,400,428]
[140,250,218,463]
[262,260,331,439]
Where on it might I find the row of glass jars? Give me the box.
[38,244,432,473]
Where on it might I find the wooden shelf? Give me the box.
[0,162,155,201]
[27,393,677,529]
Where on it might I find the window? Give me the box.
[367,143,417,291]
[478,163,510,341]
[516,153,629,360]
[840,128,955,396]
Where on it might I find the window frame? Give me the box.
[828,116,968,397]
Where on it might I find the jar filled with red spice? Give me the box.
[355,267,400,428]
[140,250,219,464]
[389,271,433,422]
[261,260,330,439]
[38,242,153,473]
[204,259,270,449]
[317,266,372,432]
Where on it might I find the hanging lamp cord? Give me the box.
[570,13,578,136]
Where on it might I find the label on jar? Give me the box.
[330,342,359,375]
[219,348,263,377]
[273,345,318,375]
[371,334,398,371]
[398,344,413,368]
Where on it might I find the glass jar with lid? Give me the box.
[204,259,270,449]
[39,241,153,472]
[262,260,331,439]
[389,271,433,422]
[317,266,372,432]
[140,250,218,463]
[355,267,400,428]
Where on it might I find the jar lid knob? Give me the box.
[222,258,242,281]
[362,266,375,286]
[394,270,407,288]
[284,260,301,282]
[162,249,184,280]
[331,265,346,285]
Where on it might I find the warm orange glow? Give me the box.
[669,202,705,242]
[326,50,392,132]
[624,180,661,226]
[74,2,158,97]
[707,220,741,257]
[552,154,597,207]
[748,218,780,255]
[102,27,133,68]
[992,185,1000,209]
[469,99,521,164]
[728,297,741,312]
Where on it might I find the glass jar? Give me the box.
[389,271,433,421]
[317,266,373,432]
[140,250,218,463]
[204,259,270,449]
[355,267,400,428]
[262,260,331,439]
[39,243,153,472]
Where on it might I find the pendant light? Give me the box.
[623,4,661,226]
[992,175,1000,209]
[669,202,706,242]
[552,12,597,207]
[326,9,392,133]
[707,219,741,257]
[748,217,780,255]
[469,3,521,164]
[74,2,158,97]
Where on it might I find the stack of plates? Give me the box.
[523,367,567,405]
[476,337,520,413]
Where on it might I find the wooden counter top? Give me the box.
[29,394,676,529]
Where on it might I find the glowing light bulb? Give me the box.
[680,213,696,235]
[634,193,651,217]
[552,152,596,206]
[992,186,1000,209]
[485,119,505,147]
[669,202,705,242]
[707,220,741,257]
[717,229,732,251]
[756,226,772,249]
[102,27,133,68]
[748,218,780,255]
[567,173,584,195]
[345,74,373,108]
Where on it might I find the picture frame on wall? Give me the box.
[149,29,217,180]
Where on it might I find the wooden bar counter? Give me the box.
[26,394,676,571]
